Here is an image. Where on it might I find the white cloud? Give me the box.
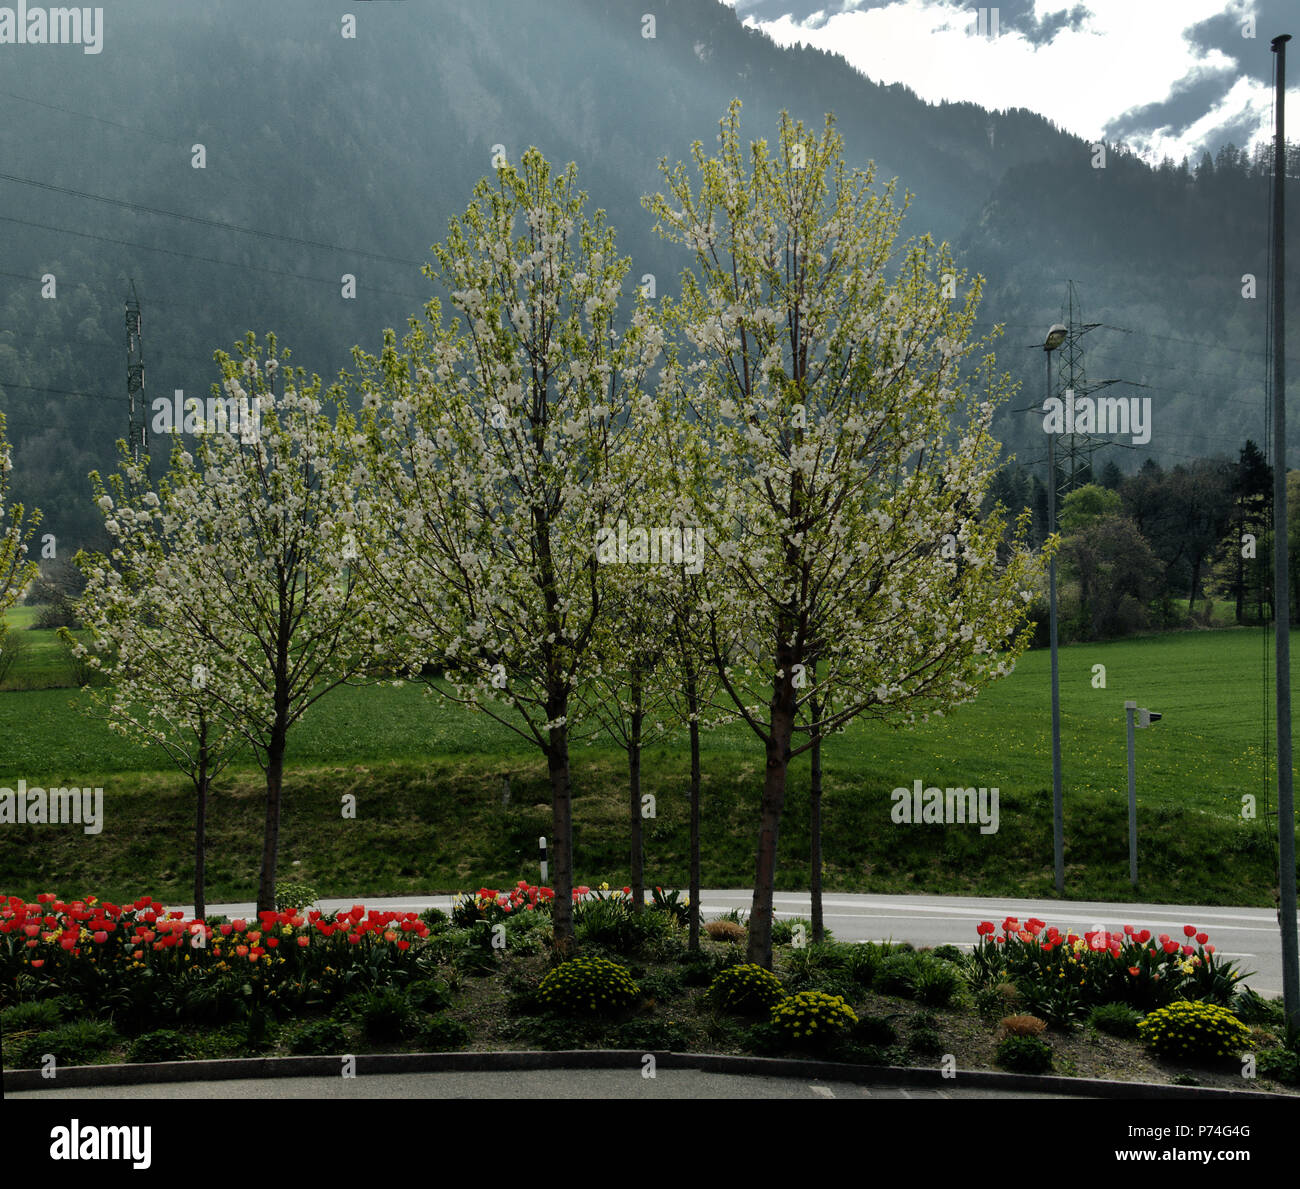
[733,0,1280,161]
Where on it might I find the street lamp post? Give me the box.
[1044,323,1067,895]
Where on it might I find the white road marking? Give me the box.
[809,1084,835,1099]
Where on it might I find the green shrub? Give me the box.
[1231,987,1284,1027]
[771,917,834,945]
[127,1030,194,1063]
[843,943,885,988]
[20,1020,120,1068]
[352,986,416,1042]
[678,950,736,986]
[784,942,854,998]
[639,969,685,1002]
[649,886,691,927]
[419,908,449,930]
[1256,1047,1300,1085]
[852,1014,899,1047]
[611,1018,691,1050]
[1088,1002,1142,1039]
[708,963,787,1016]
[929,945,966,964]
[518,1015,606,1050]
[995,1034,1053,1073]
[406,979,452,1013]
[1020,981,1089,1030]
[908,1027,944,1057]
[873,953,921,998]
[274,881,319,911]
[289,1019,352,1055]
[914,959,962,1008]
[414,1015,471,1051]
[2,999,65,1034]
[769,991,858,1048]
[537,956,640,1017]
[575,898,672,956]
[1138,1001,1253,1063]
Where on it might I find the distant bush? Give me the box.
[1088,1002,1141,1039]
[127,1030,194,1063]
[707,963,787,1016]
[19,1020,119,1068]
[537,956,640,1017]
[289,1019,351,1055]
[996,1035,1053,1074]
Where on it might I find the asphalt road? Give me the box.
[180,889,1295,997]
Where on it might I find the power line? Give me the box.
[0,170,425,268]
[0,214,431,305]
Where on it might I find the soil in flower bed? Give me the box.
[6,936,1295,1095]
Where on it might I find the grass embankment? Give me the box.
[0,621,1292,906]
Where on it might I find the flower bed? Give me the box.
[968,916,1249,1026]
[1,892,432,1028]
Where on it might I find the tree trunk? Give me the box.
[194,720,209,921]
[628,670,644,914]
[810,688,824,944]
[687,676,701,953]
[256,690,291,916]
[547,699,576,953]
[747,671,795,970]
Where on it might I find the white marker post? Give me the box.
[539,835,548,886]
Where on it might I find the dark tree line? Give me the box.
[986,440,1278,642]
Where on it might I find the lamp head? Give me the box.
[1044,324,1067,352]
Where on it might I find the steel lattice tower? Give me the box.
[1051,280,1111,496]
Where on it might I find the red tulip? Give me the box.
[30,959,44,968]
[1181,944,1194,956]
[1135,929,1151,944]
[1195,932,1208,945]
[267,937,279,948]
[220,924,233,936]
[297,936,309,947]
[1162,940,1179,954]
[1183,925,1197,937]
[232,919,247,932]
[976,921,995,936]
[383,930,397,942]
[60,937,76,950]
[25,938,37,948]
[235,945,249,956]
[1206,945,1216,954]
[93,931,108,944]
[23,923,39,937]
[397,939,410,951]
[132,949,142,960]
[1128,966,1140,976]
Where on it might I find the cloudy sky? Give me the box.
[720,0,1297,164]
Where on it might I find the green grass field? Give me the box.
[0,610,1293,909]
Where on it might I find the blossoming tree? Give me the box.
[645,102,1048,968]
[70,446,245,920]
[345,149,663,948]
[78,335,386,915]
[0,412,39,657]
